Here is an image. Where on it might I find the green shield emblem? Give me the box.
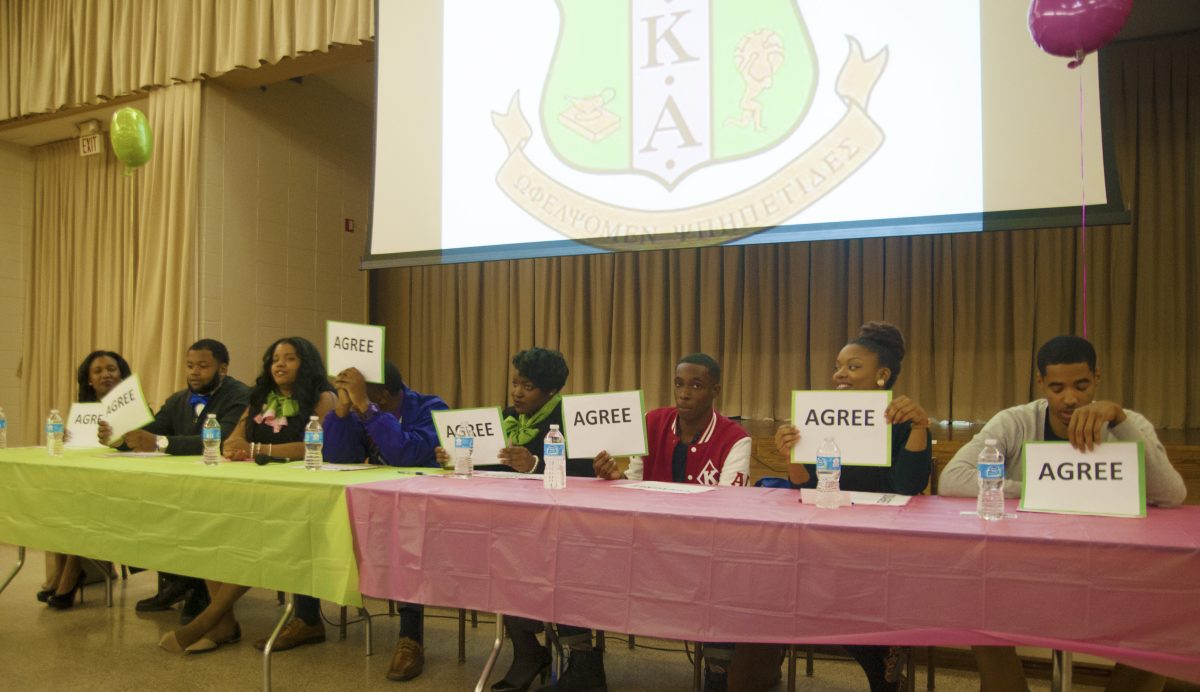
[541,0,817,189]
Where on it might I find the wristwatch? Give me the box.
[155,435,169,453]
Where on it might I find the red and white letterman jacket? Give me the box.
[626,407,751,486]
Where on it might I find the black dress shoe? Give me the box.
[36,587,56,603]
[136,577,191,612]
[179,582,211,625]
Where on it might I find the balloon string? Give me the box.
[1079,68,1088,340]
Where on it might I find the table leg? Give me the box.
[693,642,704,692]
[1051,650,1073,692]
[0,546,25,596]
[83,558,114,607]
[787,645,796,692]
[474,613,505,692]
[262,594,295,692]
[360,607,373,656]
[458,608,467,663]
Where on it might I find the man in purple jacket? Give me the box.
[256,362,447,683]
[322,361,447,467]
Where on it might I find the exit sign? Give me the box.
[79,133,102,157]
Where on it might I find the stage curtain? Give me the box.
[20,137,138,443]
[372,31,1200,428]
[0,0,373,121]
[125,81,199,413]
[18,82,198,443]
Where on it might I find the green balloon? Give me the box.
[109,107,153,170]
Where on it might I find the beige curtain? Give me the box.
[21,139,139,442]
[0,0,373,121]
[373,31,1200,428]
[127,81,199,410]
[19,81,199,443]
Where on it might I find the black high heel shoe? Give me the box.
[47,572,85,610]
[36,587,56,603]
[491,647,551,692]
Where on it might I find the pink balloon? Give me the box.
[1029,0,1133,67]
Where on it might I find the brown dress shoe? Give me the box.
[387,637,425,681]
[253,618,325,651]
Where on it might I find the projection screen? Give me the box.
[366,0,1126,268]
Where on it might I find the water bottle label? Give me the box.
[815,455,840,473]
[454,436,474,450]
[0,420,6,430]
[979,462,1005,480]
[544,442,565,458]
[202,428,221,441]
[46,423,64,434]
[304,431,323,444]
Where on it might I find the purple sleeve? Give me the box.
[321,409,368,463]
[365,400,442,468]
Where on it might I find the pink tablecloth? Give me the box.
[345,476,1200,682]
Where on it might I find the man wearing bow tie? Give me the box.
[99,339,250,622]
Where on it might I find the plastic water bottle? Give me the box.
[202,413,221,466]
[815,436,842,509]
[46,409,64,457]
[453,424,474,478]
[303,415,323,471]
[0,407,7,449]
[977,438,1006,520]
[543,424,567,490]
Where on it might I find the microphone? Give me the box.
[254,454,290,466]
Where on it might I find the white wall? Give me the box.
[0,141,33,446]
[198,79,372,385]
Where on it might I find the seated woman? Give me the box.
[39,350,131,609]
[435,347,594,692]
[773,321,932,692]
[158,336,335,653]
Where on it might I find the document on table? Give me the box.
[473,470,544,480]
[108,451,169,458]
[799,489,912,506]
[316,463,379,472]
[618,481,716,494]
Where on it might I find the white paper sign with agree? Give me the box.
[326,320,386,383]
[432,408,508,465]
[100,374,155,441]
[1020,441,1145,518]
[562,390,648,459]
[790,390,892,467]
[65,402,105,449]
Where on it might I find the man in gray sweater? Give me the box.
[940,335,1185,506]
[940,335,1186,692]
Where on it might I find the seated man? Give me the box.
[940,335,1186,692]
[257,362,447,684]
[591,353,751,692]
[99,339,250,624]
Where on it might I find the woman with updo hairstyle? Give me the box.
[773,321,932,692]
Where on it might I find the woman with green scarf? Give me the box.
[439,347,588,476]
[159,336,335,654]
[435,347,597,691]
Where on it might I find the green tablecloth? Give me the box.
[0,447,402,607]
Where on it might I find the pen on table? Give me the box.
[397,470,426,475]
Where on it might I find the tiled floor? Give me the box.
[1,544,1105,691]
